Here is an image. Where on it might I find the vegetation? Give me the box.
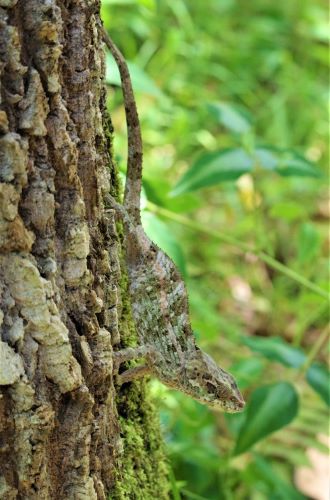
[102,1,329,498]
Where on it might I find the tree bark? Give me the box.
[0,1,168,498]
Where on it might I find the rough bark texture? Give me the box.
[0,1,168,498]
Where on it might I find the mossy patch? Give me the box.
[111,380,169,500]
[104,104,169,499]
[111,244,169,499]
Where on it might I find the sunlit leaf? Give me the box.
[243,336,306,368]
[168,0,194,31]
[180,488,210,500]
[254,147,320,178]
[269,201,307,221]
[254,147,279,170]
[208,102,252,134]
[171,148,253,195]
[234,382,299,455]
[297,223,321,263]
[102,0,136,4]
[138,0,156,9]
[306,363,330,406]
[275,155,321,178]
[142,211,186,275]
[105,54,162,97]
[143,178,200,213]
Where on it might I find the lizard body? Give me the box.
[100,23,245,413]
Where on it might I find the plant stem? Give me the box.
[257,252,329,300]
[297,326,330,377]
[293,302,328,347]
[147,203,330,302]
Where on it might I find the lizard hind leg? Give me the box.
[118,364,151,384]
[104,194,129,222]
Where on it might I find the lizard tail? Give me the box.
[100,23,143,224]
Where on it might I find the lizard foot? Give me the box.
[104,194,132,226]
[113,345,156,369]
[105,194,124,214]
[117,364,151,384]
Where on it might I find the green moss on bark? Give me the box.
[109,258,169,498]
[107,164,169,499]
[112,380,169,500]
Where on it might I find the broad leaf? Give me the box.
[306,363,330,406]
[225,411,247,438]
[275,155,321,178]
[234,382,299,455]
[254,147,279,170]
[171,145,321,195]
[207,102,252,134]
[255,147,320,178]
[229,358,265,389]
[171,148,253,195]
[243,336,306,368]
[142,211,186,276]
[251,454,306,500]
[106,54,162,97]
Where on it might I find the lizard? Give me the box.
[99,22,245,413]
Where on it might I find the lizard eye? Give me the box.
[206,382,217,393]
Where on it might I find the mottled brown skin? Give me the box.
[100,23,245,413]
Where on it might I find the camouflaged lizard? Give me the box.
[100,23,245,413]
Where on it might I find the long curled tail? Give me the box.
[100,22,143,224]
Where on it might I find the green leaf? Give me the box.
[243,336,306,368]
[207,102,252,134]
[254,147,321,178]
[105,54,162,97]
[251,454,306,500]
[275,156,321,178]
[180,489,210,500]
[234,382,299,455]
[102,0,136,4]
[269,201,307,221]
[171,148,253,195]
[141,211,186,276]
[254,147,279,170]
[306,363,330,406]
[225,411,246,438]
[229,358,265,389]
[143,178,200,214]
[138,0,156,9]
[298,223,321,263]
[168,466,182,500]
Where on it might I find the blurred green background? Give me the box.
[101,1,329,498]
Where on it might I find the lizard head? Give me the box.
[184,349,245,413]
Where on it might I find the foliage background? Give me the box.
[101,1,329,498]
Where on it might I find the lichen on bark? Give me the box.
[0,1,169,498]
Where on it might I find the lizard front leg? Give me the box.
[113,345,155,366]
[118,365,152,384]
[105,194,139,236]
[113,345,157,384]
[104,194,129,221]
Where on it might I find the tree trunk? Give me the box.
[0,1,168,498]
